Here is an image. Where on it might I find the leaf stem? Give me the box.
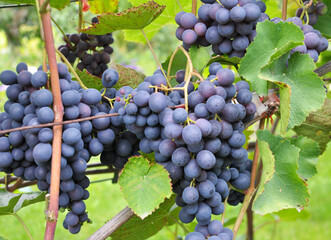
[78,0,84,29]
[140,29,170,86]
[232,119,265,239]
[55,48,88,89]
[13,213,34,240]
[51,16,71,46]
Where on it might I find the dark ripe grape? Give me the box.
[59,192,70,208]
[67,52,76,63]
[115,139,132,157]
[100,52,110,64]
[9,103,24,121]
[230,173,250,190]
[184,159,201,179]
[62,128,81,145]
[179,207,195,224]
[175,27,185,40]
[199,179,215,198]
[8,131,23,147]
[60,179,75,192]
[149,92,167,113]
[172,147,190,166]
[163,161,183,182]
[258,12,270,21]
[208,220,223,235]
[204,138,222,153]
[228,130,246,148]
[16,62,28,73]
[90,61,98,70]
[164,122,183,139]
[198,81,216,98]
[194,22,207,36]
[232,35,249,52]
[209,62,222,75]
[180,12,198,28]
[97,129,115,145]
[216,8,230,24]
[0,70,17,85]
[33,143,52,165]
[217,22,235,37]
[219,39,232,54]
[57,63,69,78]
[182,186,199,204]
[104,45,114,54]
[221,0,238,9]
[37,107,54,124]
[17,71,32,86]
[175,11,185,25]
[220,103,239,122]
[182,124,202,145]
[256,0,266,12]
[295,7,303,18]
[89,138,104,156]
[307,49,319,62]
[69,34,80,44]
[82,88,102,105]
[64,106,80,120]
[198,4,211,21]
[205,26,223,44]
[68,224,81,234]
[31,71,47,88]
[304,13,318,25]
[194,103,209,118]
[195,224,211,238]
[150,73,167,87]
[206,95,225,113]
[60,164,73,181]
[219,228,234,240]
[182,30,198,45]
[316,2,328,15]
[76,41,89,52]
[209,2,222,20]
[102,69,119,88]
[230,167,240,179]
[216,69,234,87]
[196,202,212,222]
[68,184,84,201]
[230,6,246,22]
[236,89,252,105]
[65,211,80,227]
[197,150,216,170]
[34,89,53,107]
[304,32,320,49]
[316,36,328,53]
[82,54,93,65]
[206,192,222,207]
[243,3,261,21]
[195,118,212,137]
[6,84,23,101]
[159,139,176,157]
[0,152,13,167]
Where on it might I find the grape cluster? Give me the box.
[175,0,268,57]
[271,16,329,62]
[107,62,256,239]
[58,17,114,78]
[186,220,233,240]
[296,1,328,26]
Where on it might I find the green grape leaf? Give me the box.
[189,46,211,73]
[243,129,254,149]
[253,130,310,215]
[0,192,46,215]
[0,0,70,10]
[124,0,191,42]
[239,21,304,95]
[207,55,241,67]
[293,98,331,153]
[75,69,103,90]
[112,195,176,240]
[89,0,119,14]
[115,64,146,90]
[313,0,331,37]
[79,1,165,35]
[289,136,320,180]
[119,156,172,219]
[274,208,310,222]
[259,53,326,132]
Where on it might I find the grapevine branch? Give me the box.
[0,113,120,135]
[282,0,288,20]
[314,60,331,77]
[232,120,265,239]
[37,0,64,239]
[87,207,134,240]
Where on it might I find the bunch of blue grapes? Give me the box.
[270,16,328,62]
[58,17,114,77]
[175,0,268,57]
[0,63,127,234]
[296,1,328,26]
[105,62,256,239]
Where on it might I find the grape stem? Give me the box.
[78,0,84,29]
[232,119,265,239]
[282,0,288,20]
[51,16,72,47]
[140,29,170,86]
[191,0,197,15]
[55,48,88,89]
[38,1,64,238]
[13,213,34,240]
[221,195,229,224]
